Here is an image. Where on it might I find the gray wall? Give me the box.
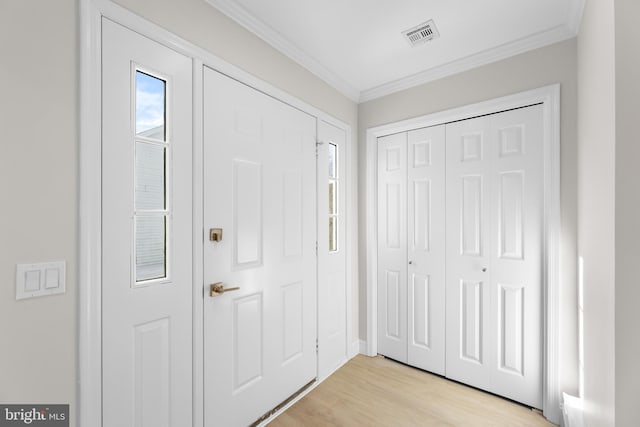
[615,0,640,424]
[358,39,579,397]
[0,1,358,425]
[577,1,615,425]
[0,0,77,413]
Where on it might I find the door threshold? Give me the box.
[250,379,317,426]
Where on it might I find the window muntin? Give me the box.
[134,70,169,283]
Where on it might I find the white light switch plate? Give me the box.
[16,261,66,300]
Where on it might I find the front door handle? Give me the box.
[209,282,240,297]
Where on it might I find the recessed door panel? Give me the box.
[413,141,431,168]
[499,171,524,260]
[461,176,483,256]
[499,125,525,157]
[233,294,263,391]
[461,133,483,162]
[233,160,262,267]
[385,183,402,249]
[283,170,303,258]
[282,282,303,364]
[412,180,431,252]
[411,274,430,349]
[385,270,401,339]
[461,280,483,363]
[499,284,524,376]
[134,318,170,427]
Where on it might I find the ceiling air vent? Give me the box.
[402,19,440,47]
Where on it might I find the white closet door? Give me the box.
[377,126,446,373]
[407,126,446,375]
[445,105,543,408]
[377,132,408,362]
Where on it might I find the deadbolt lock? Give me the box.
[209,228,223,242]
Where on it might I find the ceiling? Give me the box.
[206,0,584,102]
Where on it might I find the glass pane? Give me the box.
[329,216,338,252]
[136,71,166,139]
[136,215,167,282]
[328,143,337,178]
[135,142,166,210]
[329,180,337,215]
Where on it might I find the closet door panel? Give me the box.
[407,126,446,375]
[377,132,408,362]
[488,105,543,408]
[445,105,543,409]
[445,115,493,390]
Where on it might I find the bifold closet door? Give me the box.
[445,105,543,408]
[377,132,408,363]
[377,126,446,375]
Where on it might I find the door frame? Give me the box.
[364,84,561,423]
[79,1,353,426]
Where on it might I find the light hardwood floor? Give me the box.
[269,355,555,427]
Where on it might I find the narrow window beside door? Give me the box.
[328,143,339,252]
[134,70,169,283]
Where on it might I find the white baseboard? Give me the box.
[562,393,584,427]
[350,340,360,358]
[358,339,368,355]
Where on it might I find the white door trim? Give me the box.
[79,1,353,426]
[364,84,561,424]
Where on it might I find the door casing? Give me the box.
[78,1,354,426]
[364,84,561,424]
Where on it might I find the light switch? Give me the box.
[45,268,59,289]
[16,261,66,300]
[24,270,41,292]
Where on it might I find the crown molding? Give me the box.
[359,23,577,102]
[566,0,585,35]
[207,0,585,104]
[206,0,360,102]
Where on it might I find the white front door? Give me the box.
[102,19,193,426]
[377,126,446,374]
[445,105,543,408]
[317,120,348,378]
[203,67,317,426]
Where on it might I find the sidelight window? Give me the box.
[328,143,339,252]
[134,70,169,283]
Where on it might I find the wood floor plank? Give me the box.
[269,355,556,427]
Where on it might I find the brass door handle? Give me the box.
[210,282,240,297]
